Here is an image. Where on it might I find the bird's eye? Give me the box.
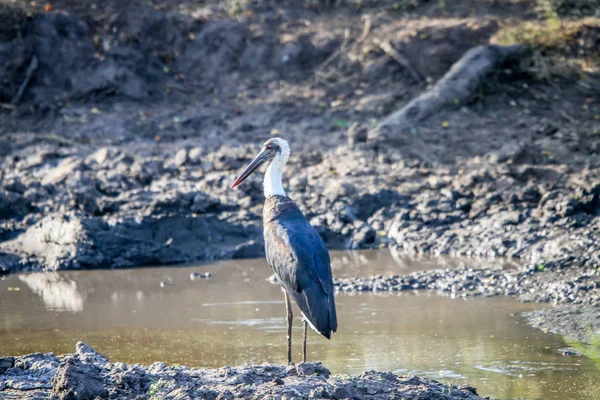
[266,144,273,150]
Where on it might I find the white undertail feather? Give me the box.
[302,312,321,334]
[264,138,290,198]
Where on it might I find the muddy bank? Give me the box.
[0,342,483,400]
[334,260,599,305]
[0,1,598,274]
[524,305,600,344]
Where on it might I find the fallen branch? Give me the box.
[12,56,38,105]
[369,44,526,143]
[376,39,423,83]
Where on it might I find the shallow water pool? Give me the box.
[1,250,598,400]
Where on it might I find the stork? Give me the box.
[231,138,337,364]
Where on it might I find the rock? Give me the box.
[51,354,108,400]
[42,157,84,185]
[172,148,188,168]
[500,211,522,226]
[559,348,582,357]
[76,342,109,366]
[0,356,14,373]
[88,148,111,165]
[0,212,262,271]
[296,362,330,378]
[188,147,204,164]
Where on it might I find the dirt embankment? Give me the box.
[0,0,599,343]
[0,342,483,400]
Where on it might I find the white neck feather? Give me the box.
[264,154,286,197]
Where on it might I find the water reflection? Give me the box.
[15,250,519,314]
[18,272,84,312]
[1,250,598,400]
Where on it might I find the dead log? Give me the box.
[369,44,526,143]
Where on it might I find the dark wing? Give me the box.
[265,217,337,339]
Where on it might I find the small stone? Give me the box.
[441,188,459,201]
[75,342,108,365]
[172,148,188,168]
[501,211,522,226]
[89,148,110,165]
[272,377,284,385]
[559,348,581,357]
[42,157,83,185]
[188,147,203,164]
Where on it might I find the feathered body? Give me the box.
[230,137,337,361]
[263,195,337,338]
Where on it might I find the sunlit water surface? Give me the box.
[1,250,598,400]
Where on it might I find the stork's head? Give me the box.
[230,138,290,189]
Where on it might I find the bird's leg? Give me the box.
[303,319,308,363]
[284,290,293,365]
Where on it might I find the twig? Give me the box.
[317,14,373,73]
[0,103,18,110]
[317,29,350,72]
[559,109,578,124]
[166,83,194,94]
[376,39,423,83]
[13,55,38,105]
[357,15,372,44]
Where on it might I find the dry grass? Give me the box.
[494,17,600,81]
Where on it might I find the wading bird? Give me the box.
[231,138,337,364]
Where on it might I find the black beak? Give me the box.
[230,149,269,189]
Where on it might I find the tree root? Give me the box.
[369,44,526,144]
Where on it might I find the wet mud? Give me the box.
[0,342,483,400]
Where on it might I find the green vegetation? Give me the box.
[495,0,600,81]
[147,379,174,398]
[565,331,600,371]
